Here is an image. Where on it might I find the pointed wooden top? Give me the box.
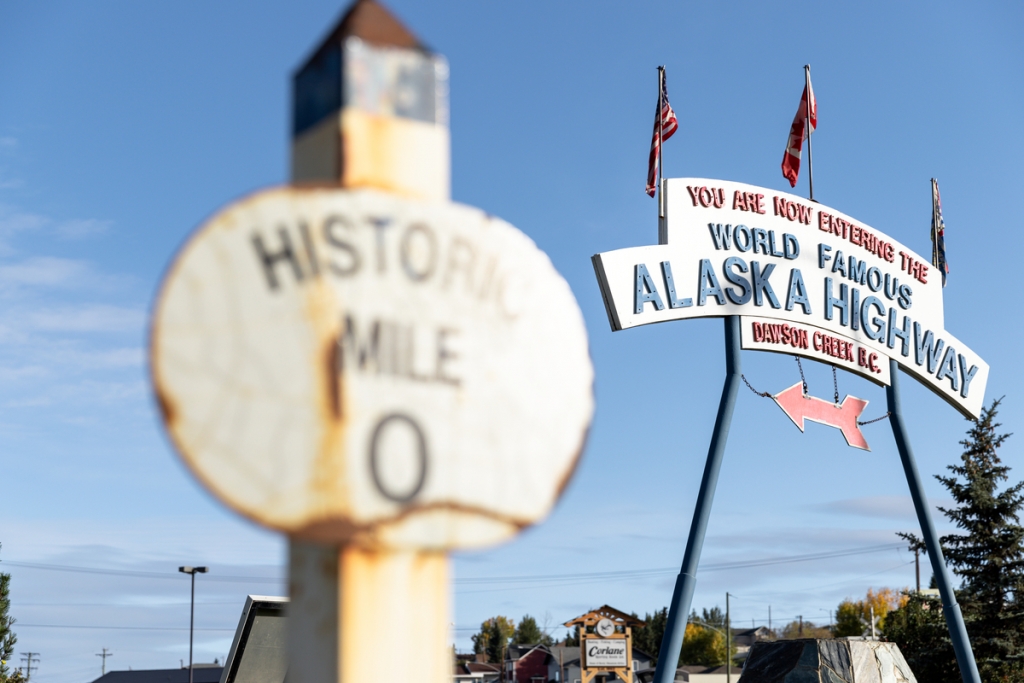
[324,0,423,51]
[564,605,646,628]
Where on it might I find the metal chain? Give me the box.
[745,370,891,427]
[741,374,773,398]
[832,365,839,404]
[795,357,808,395]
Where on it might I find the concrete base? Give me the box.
[741,639,916,683]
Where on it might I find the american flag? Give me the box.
[781,75,817,188]
[646,68,679,197]
[931,178,948,287]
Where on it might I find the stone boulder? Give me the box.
[740,639,915,683]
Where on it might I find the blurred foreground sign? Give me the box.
[151,186,593,549]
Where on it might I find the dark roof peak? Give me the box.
[329,0,421,50]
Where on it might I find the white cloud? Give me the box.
[0,256,92,287]
[25,304,146,333]
[56,218,111,239]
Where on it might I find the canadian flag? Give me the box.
[781,75,817,188]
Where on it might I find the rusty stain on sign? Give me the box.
[150,186,594,550]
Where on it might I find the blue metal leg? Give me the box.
[653,316,741,683]
[886,359,980,683]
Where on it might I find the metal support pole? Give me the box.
[886,359,980,683]
[189,571,195,683]
[653,316,741,683]
[658,66,666,219]
[804,65,814,202]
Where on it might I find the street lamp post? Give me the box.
[178,566,208,683]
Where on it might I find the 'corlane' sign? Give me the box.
[585,640,628,667]
[592,178,987,418]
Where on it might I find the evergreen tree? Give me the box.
[630,608,666,660]
[887,399,1024,681]
[0,544,16,680]
[512,614,552,646]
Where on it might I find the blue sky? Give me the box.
[1,1,1023,680]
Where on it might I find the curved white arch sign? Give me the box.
[593,178,987,418]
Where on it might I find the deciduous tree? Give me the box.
[472,616,515,663]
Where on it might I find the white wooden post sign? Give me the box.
[151,188,592,547]
[149,3,594,682]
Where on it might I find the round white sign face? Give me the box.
[151,187,594,549]
[595,619,615,638]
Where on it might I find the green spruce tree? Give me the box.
[0,544,19,682]
[887,399,1024,681]
[512,614,552,646]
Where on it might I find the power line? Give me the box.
[18,622,235,634]
[0,561,281,584]
[455,543,906,593]
[2,542,905,596]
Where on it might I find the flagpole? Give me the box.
[658,66,666,218]
[931,178,939,267]
[804,64,814,202]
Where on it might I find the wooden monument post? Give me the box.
[565,606,645,683]
[150,2,594,682]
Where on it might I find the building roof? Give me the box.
[505,643,553,662]
[547,645,580,666]
[91,666,223,683]
[564,605,646,628]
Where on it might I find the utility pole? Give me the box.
[20,652,39,682]
[798,615,803,637]
[725,593,732,683]
[870,606,877,640]
[915,547,921,593]
[768,605,772,637]
[96,648,113,675]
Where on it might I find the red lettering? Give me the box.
[686,186,700,207]
[752,322,762,342]
[813,331,822,350]
[797,203,811,224]
[733,190,748,211]
[919,263,928,284]
[699,187,713,207]
[818,211,832,233]
[869,353,880,373]
[773,196,787,217]
[753,193,766,214]
[858,347,867,367]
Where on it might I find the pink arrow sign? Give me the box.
[772,382,870,451]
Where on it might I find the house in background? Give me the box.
[501,643,654,683]
[731,626,772,663]
[504,644,552,683]
[455,653,501,683]
[90,663,223,683]
[636,665,743,683]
